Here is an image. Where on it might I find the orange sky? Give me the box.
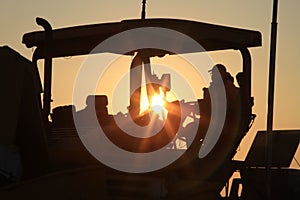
[1,0,299,167]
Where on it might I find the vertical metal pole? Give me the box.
[266,0,279,199]
[141,0,146,19]
[36,18,53,121]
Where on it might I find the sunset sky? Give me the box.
[1,0,299,167]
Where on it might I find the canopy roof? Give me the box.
[22,18,261,59]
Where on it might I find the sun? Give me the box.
[139,86,168,119]
[151,95,165,114]
[140,84,168,121]
[149,88,168,120]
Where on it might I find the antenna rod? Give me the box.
[266,0,279,199]
[141,0,146,19]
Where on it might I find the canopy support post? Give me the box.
[36,17,53,121]
[239,48,252,132]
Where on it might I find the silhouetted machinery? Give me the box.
[1,14,299,199]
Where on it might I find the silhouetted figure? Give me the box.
[204,63,240,137]
[172,64,242,177]
[195,64,239,141]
